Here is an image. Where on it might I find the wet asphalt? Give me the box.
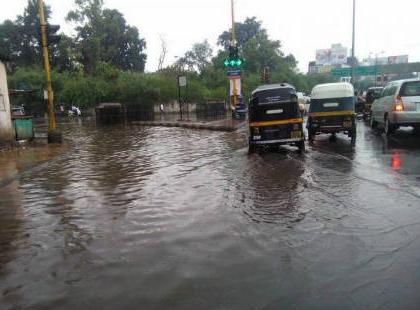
[1,119,420,309]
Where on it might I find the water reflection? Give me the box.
[391,152,401,171]
[0,181,23,271]
[230,150,307,225]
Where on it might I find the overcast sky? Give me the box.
[1,0,420,72]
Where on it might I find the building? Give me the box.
[309,44,349,74]
[0,57,14,144]
[361,55,409,66]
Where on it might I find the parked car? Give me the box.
[371,79,420,135]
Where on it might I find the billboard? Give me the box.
[316,49,331,65]
[388,55,409,65]
[316,45,348,65]
[331,46,348,65]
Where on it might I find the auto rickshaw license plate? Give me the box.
[343,121,352,128]
[291,131,302,139]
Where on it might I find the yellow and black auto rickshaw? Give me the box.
[307,82,357,145]
[248,84,305,154]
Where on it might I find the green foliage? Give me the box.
[4,2,331,110]
[0,0,52,68]
[67,0,147,73]
[176,40,213,74]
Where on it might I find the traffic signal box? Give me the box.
[224,44,243,68]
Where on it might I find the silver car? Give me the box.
[371,78,420,135]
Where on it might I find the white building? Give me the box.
[0,58,14,144]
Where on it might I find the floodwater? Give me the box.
[1,119,420,309]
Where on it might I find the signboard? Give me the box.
[331,68,352,77]
[318,65,334,74]
[227,69,241,77]
[43,90,54,100]
[178,76,187,87]
[331,65,380,77]
[229,78,241,96]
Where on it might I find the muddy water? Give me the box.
[1,120,420,309]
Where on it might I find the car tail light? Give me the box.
[393,96,405,112]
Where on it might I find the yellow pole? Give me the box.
[38,0,60,142]
[231,0,237,109]
[231,0,236,44]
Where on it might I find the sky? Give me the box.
[1,0,420,73]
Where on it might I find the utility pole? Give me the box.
[38,0,61,143]
[351,0,356,85]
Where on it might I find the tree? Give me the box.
[217,17,266,50]
[0,0,49,68]
[67,0,147,73]
[0,0,72,71]
[177,40,213,74]
[215,17,298,78]
[157,35,167,71]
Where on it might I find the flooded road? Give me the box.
[1,120,420,309]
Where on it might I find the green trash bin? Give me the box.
[12,116,34,141]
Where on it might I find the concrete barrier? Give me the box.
[131,119,245,132]
[0,60,14,145]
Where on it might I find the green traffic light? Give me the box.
[236,59,242,66]
[230,60,236,67]
[224,59,229,67]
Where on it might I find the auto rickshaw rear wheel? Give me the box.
[248,141,257,154]
[297,141,305,154]
[308,129,316,143]
[351,126,357,146]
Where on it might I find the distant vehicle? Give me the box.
[304,95,311,113]
[307,82,356,145]
[364,87,383,119]
[355,91,366,115]
[297,92,306,115]
[248,83,305,154]
[68,106,82,117]
[371,79,420,135]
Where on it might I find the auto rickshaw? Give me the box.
[307,82,357,146]
[364,87,383,119]
[248,83,305,154]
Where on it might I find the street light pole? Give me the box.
[351,0,356,85]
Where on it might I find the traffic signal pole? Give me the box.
[351,0,356,85]
[230,0,237,109]
[38,0,61,143]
